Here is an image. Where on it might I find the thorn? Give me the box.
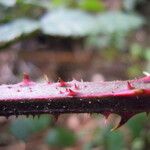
[23,73,30,83]
[65,88,69,92]
[58,78,68,87]
[21,73,34,86]
[74,84,79,90]
[44,74,51,84]
[67,89,77,96]
[81,79,83,83]
[111,113,135,131]
[143,71,150,76]
[127,81,134,90]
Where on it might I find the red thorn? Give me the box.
[68,89,77,96]
[58,78,68,87]
[127,81,134,90]
[65,88,69,92]
[111,113,135,131]
[74,84,79,90]
[22,73,31,85]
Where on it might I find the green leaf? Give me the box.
[78,0,105,12]
[0,18,39,45]
[45,127,76,148]
[0,0,16,7]
[40,9,144,38]
[131,137,145,150]
[123,0,142,11]
[40,9,96,37]
[95,11,144,34]
[127,113,147,138]
[52,0,72,7]
[10,115,52,141]
[144,48,150,61]
[106,131,125,150]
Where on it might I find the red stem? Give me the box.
[0,74,150,129]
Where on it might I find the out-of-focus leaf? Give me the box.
[97,126,125,150]
[144,48,150,61]
[18,0,52,9]
[123,0,142,11]
[131,137,145,150]
[86,35,111,49]
[40,9,96,37]
[0,18,39,45]
[106,131,125,150]
[41,9,144,38]
[78,0,105,12]
[0,0,16,7]
[95,11,144,34]
[127,113,147,138]
[127,65,142,78]
[10,115,52,141]
[52,0,73,8]
[45,127,76,148]
[130,43,143,58]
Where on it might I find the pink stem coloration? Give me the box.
[0,74,150,129]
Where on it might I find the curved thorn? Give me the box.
[111,113,135,131]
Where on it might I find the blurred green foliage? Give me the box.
[0,0,145,49]
[127,113,147,138]
[45,127,76,148]
[10,115,52,141]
